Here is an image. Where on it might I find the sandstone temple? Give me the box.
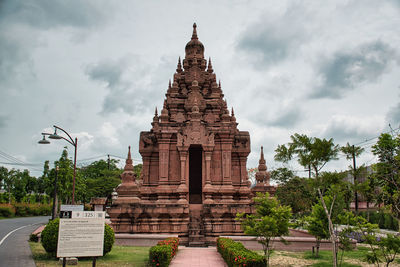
[108,24,275,246]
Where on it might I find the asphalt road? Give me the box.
[0,216,50,267]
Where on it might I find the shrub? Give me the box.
[149,237,179,267]
[41,218,60,256]
[103,224,115,255]
[14,203,52,217]
[41,218,115,257]
[217,237,265,267]
[29,233,39,242]
[0,204,15,217]
[358,211,399,231]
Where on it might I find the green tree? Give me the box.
[80,159,122,202]
[236,192,292,267]
[359,171,378,220]
[372,133,400,219]
[0,166,7,189]
[270,167,295,184]
[306,198,330,257]
[275,133,341,266]
[341,143,364,213]
[275,177,314,215]
[306,193,345,258]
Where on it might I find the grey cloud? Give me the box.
[85,55,175,115]
[269,107,302,128]
[0,0,109,88]
[0,115,7,129]
[0,0,107,29]
[311,41,397,99]
[236,4,309,67]
[321,118,378,144]
[386,102,400,127]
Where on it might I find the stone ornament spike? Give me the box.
[207,57,213,73]
[258,146,267,171]
[176,57,182,72]
[192,22,198,40]
[124,145,134,171]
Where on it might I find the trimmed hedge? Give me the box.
[359,211,399,231]
[0,204,15,217]
[149,237,179,267]
[41,218,115,257]
[0,203,51,217]
[217,237,265,267]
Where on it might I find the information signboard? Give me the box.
[71,211,105,219]
[57,215,105,258]
[60,204,84,211]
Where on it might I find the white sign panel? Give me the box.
[57,218,105,258]
[60,205,84,211]
[71,211,105,219]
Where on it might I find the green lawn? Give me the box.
[29,242,150,267]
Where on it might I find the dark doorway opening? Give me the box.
[189,145,202,204]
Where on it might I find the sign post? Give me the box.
[57,211,105,267]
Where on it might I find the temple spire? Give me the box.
[207,57,213,73]
[124,146,134,171]
[258,146,267,172]
[191,23,198,40]
[176,57,182,73]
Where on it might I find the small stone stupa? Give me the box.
[108,24,275,246]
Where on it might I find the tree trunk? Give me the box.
[316,240,320,257]
[318,188,337,267]
[367,201,370,221]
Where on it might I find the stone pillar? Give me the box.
[220,140,234,202]
[142,155,151,185]
[203,148,214,204]
[158,137,170,184]
[177,148,188,204]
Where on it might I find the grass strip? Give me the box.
[30,242,150,267]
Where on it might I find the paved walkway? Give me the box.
[170,246,227,267]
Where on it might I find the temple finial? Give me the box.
[155,107,158,116]
[176,57,182,72]
[260,146,265,161]
[231,107,235,116]
[124,146,134,171]
[192,23,198,40]
[218,80,221,88]
[207,57,213,73]
[168,79,171,89]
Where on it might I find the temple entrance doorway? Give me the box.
[189,145,202,204]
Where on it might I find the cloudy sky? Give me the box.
[1,0,399,177]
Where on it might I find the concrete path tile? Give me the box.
[170,246,227,267]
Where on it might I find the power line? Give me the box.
[353,126,400,146]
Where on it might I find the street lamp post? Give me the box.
[52,165,59,220]
[39,125,78,205]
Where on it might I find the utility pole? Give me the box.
[352,145,358,213]
[107,154,110,170]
